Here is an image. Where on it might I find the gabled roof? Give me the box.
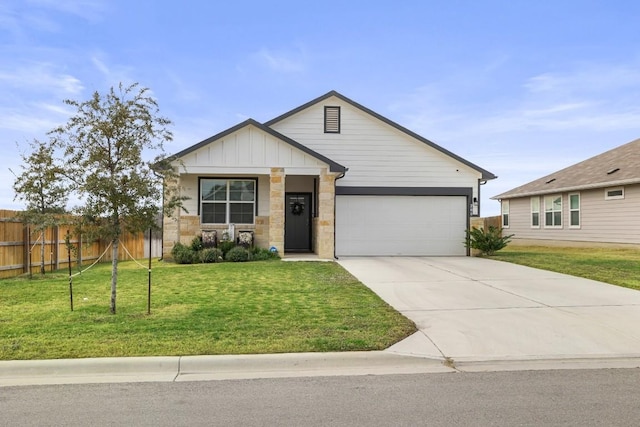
[169,118,347,173]
[265,90,497,181]
[493,138,640,200]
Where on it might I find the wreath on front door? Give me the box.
[291,201,304,216]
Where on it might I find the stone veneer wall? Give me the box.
[316,169,336,259]
[268,168,285,254]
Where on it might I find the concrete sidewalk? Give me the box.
[338,256,640,369]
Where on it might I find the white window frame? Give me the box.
[501,200,510,228]
[530,197,540,228]
[200,178,256,225]
[544,195,562,228]
[569,193,580,228]
[605,187,624,200]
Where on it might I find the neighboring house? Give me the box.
[492,138,640,246]
[164,90,496,259]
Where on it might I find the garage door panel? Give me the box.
[336,196,467,256]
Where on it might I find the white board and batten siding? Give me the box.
[177,124,328,217]
[179,124,328,175]
[504,184,640,245]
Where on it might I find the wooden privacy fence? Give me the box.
[0,210,162,279]
[470,215,502,231]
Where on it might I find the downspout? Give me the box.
[333,169,348,260]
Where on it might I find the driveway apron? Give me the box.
[338,257,640,363]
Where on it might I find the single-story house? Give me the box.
[492,138,640,246]
[163,90,496,259]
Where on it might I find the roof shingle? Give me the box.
[493,138,640,199]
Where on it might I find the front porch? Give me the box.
[163,167,338,260]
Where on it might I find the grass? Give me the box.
[0,260,416,361]
[491,245,640,290]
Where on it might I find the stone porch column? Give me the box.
[269,168,285,254]
[317,169,336,259]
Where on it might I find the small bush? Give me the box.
[200,248,223,263]
[218,240,236,255]
[225,246,250,262]
[190,235,204,252]
[251,247,280,261]
[464,226,514,256]
[171,242,197,264]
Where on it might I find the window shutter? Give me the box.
[324,106,340,133]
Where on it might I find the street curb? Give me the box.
[0,352,452,387]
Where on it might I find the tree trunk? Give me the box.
[40,233,45,275]
[110,239,119,314]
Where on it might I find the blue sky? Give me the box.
[2,0,640,216]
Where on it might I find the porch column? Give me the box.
[317,169,336,259]
[269,168,285,254]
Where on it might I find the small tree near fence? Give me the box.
[464,226,514,256]
[12,139,69,275]
[15,82,185,314]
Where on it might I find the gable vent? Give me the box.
[324,106,340,133]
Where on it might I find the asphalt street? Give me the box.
[2,369,640,426]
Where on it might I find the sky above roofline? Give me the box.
[3,1,640,216]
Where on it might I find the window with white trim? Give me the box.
[501,200,510,228]
[530,197,540,227]
[324,106,340,133]
[200,178,256,224]
[605,187,624,200]
[544,195,562,227]
[569,193,580,227]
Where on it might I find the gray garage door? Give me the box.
[335,195,468,256]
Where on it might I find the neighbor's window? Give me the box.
[530,197,540,227]
[544,195,562,227]
[501,200,510,228]
[605,187,624,200]
[324,106,340,133]
[569,193,580,227]
[200,178,256,224]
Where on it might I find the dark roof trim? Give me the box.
[169,118,347,173]
[336,186,472,197]
[265,90,497,181]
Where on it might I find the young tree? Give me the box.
[12,139,69,275]
[50,82,179,314]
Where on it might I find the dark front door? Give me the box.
[285,193,312,252]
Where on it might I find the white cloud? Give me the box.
[26,0,108,22]
[252,47,306,73]
[0,62,84,96]
[90,54,134,87]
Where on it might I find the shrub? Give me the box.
[218,240,236,255]
[464,226,514,256]
[250,247,280,261]
[190,235,203,252]
[225,246,250,262]
[200,248,223,263]
[171,242,197,264]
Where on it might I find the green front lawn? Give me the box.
[0,261,417,360]
[492,246,640,290]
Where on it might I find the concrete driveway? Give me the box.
[338,257,640,365]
